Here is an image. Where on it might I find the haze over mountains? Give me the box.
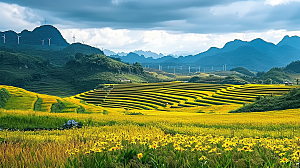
[110,36,300,71]
[104,49,166,59]
[1,25,300,71]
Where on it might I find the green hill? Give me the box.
[0,43,105,67]
[230,87,300,113]
[284,60,300,73]
[230,67,255,77]
[0,51,50,87]
[259,67,292,84]
[43,43,105,66]
[0,49,160,97]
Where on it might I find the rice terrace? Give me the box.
[2,1,300,167]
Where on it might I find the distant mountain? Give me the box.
[0,25,69,47]
[111,52,182,65]
[171,51,196,57]
[113,52,154,63]
[277,35,300,49]
[195,46,283,71]
[119,36,300,71]
[177,38,277,64]
[104,49,165,59]
[117,52,128,56]
[133,50,164,59]
[103,49,116,56]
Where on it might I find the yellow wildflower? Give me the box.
[137,153,143,159]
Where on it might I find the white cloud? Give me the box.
[59,27,139,51]
[59,28,300,55]
[1,2,300,56]
[264,0,300,6]
[0,2,42,32]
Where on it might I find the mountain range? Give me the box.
[104,49,166,59]
[1,25,300,71]
[111,36,300,71]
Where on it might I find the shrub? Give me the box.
[51,99,66,113]
[0,88,10,108]
[103,110,108,115]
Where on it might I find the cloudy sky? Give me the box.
[0,0,300,55]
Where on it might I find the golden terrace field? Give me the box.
[0,83,300,167]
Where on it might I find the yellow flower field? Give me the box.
[1,83,300,167]
[1,106,300,167]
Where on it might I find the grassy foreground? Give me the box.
[1,107,300,167]
[1,84,300,167]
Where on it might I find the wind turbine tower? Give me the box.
[73,34,76,43]
[48,38,51,45]
[41,39,45,45]
[17,35,21,44]
[2,34,5,43]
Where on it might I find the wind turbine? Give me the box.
[41,39,45,45]
[48,38,51,45]
[17,35,21,44]
[2,34,5,43]
[73,34,76,43]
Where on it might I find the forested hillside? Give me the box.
[0,49,159,96]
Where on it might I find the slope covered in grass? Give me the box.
[0,85,104,114]
[0,48,162,96]
[0,88,10,108]
[230,87,300,112]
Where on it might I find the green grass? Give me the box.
[51,99,66,113]
[33,96,43,111]
[231,87,300,112]
[0,113,68,131]
[4,92,36,110]
[0,88,10,108]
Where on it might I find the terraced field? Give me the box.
[0,85,103,113]
[74,82,298,110]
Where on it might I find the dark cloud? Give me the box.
[0,0,300,33]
